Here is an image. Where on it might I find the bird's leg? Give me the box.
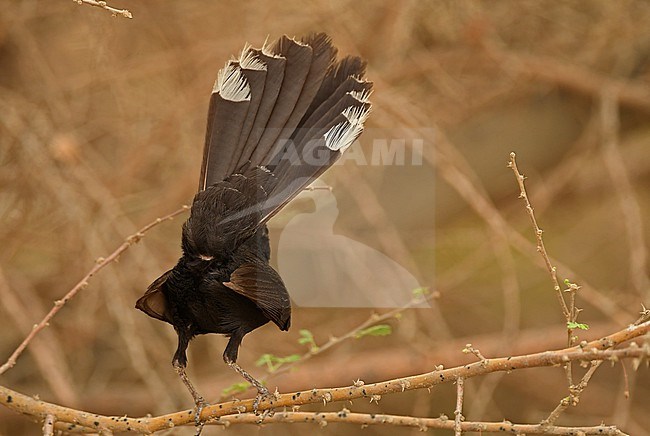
[173,359,207,432]
[223,333,274,414]
[226,358,269,395]
[225,357,272,413]
[173,332,208,432]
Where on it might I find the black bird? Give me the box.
[135,33,372,417]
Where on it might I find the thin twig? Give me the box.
[454,377,465,436]
[0,206,189,375]
[508,152,587,421]
[73,0,133,19]
[508,152,570,321]
[543,360,603,426]
[42,414,55,436]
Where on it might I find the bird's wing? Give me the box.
[135,269,171,323]
[223,262,291,331]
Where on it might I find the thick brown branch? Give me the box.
[210,411,626,435]
[45,412,629,435]
[1,321,647,433]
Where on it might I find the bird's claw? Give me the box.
[252,386,272,415]
[193,397,209,434]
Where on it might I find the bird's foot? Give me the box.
[192,397,209,435]
[252,385,271,414]
[253,386,282,419]
[193,396,208,425]
[225,358,277,415]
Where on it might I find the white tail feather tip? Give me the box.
[348,89,373,104]
[215,61,251,102]
[324,122,363,152]
[342,105,371,124]
[239,45,267,71]
[324,105,371,152]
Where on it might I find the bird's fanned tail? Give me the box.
[199,33,373,226]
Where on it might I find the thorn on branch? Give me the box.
[126,232,144,244]
[635,304,650,325]
[462,344,488,366]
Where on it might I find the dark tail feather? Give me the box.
[199,62,251,190]
[301,55,368,124]
[249,36,314,164]
[291,75,372,147]
[238,49,286,166]
[278,33,337,141]
[228,47,268,175]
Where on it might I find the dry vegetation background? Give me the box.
[1,1,649,435]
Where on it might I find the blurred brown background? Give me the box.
[1,1,649,435]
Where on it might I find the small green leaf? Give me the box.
[297,329,319,352]
[298,329,314,344]
[255,353,275,367]
[564,279,570,285]
[222,382,250,396]
[280,354,302,363]
[567,321,589,330]
[354,324,392,339]
[256,353,302,372]
[412,287,430,297]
